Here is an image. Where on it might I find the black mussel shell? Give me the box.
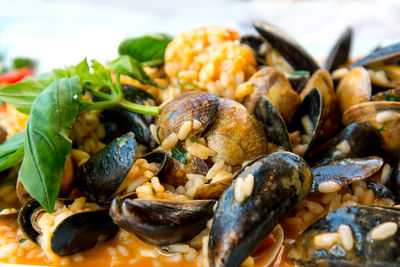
[350,42,400,69]
[325,27,353,72]
[290,205,400,266]
[110,198,215,246]
[78,132,136,203]
[209,151,313,267]
[254,96,292,151]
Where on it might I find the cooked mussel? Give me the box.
[336,66,371,115]
[307,122,383,165]
[350,42,400,69]
[243,67,301,123]
[18,199,118,256]
[253,20,319,73]
[78,132,137,203]
[109,197,215,246]
[289,205,400,266]
[311,157,383,193]
[102,84,157,148]
[289,88,323,156]
[324,27,352,72]
[254,96,291,151]
[209,151,312,267]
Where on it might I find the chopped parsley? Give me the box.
[385,94,400,102]
[378,126,384,132]
[171,146,187,164]
[290,70,310,76]
[19,238,27,243]
[190,137,200,143]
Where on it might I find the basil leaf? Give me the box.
[91,59,113,89]
[109,55,156,86]
[0,79,53,114]
[171,146,187,164]
[13,58,34,69]
[19,77,82,213]
[0,131,25,171]
[118,34,172,67]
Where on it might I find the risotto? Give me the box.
[0,21,399,267]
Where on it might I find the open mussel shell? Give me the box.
[390,159,400,202]
[336,66,372,115]
[252,224,284,267]
[289,88,323,156]
[301,69,338,141]
[18,199,118,256]
[343,101,400,155]
[253,20,319,73]
[194,178,231,200]
[254,96,291,151]
[205,98,268,166]
[156,91,219,141]
[307,122,383,166]
[311,157,383,193]
[78,132,136,203]
[109,198,215,246]
[240,35,269,65]
[209,151,312,267]
[287,72,309,93]
[159,154,208,187]
[243,67,301,123]
[365,179,396,204]
[289,205,400,266]
[324,27,352,72]
[350,42,400,69]
[102,85,157,148]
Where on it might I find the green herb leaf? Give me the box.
[385,94,400,102]
[378,126,384,132]
[109,55,156,86]
[118,34,172,67]
[190,137,199,143]
[0,131,25,171]
[19,77,82,213]
[171,146,187,164]
[290,70,310,76]
[156,126,162,145]
[19,238,27,244]
[0,79,53,114]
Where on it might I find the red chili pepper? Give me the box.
[0,67,34,85]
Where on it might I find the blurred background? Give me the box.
[1,0,400,73]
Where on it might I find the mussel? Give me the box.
[102,84,157,148]
[209,151,312,267]
[18,199,118,256]
[307,122,383,165]
[289,205,400,266]
[110,197,215,246]
[78,132,137,203]
[324,27,353,72]
[253,20,319,73]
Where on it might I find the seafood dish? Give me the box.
[0,20,399,267]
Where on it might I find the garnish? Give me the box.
[19,77,82,213]
[385,94,400,102]
[156,126,162,145]
[190,137,199,143]
[290,70,310,76]
[167,110,176,120]
[19,238,27,244]
[118,34,172,67]
[171,146,188,164]
[13,58,35,69]
[378,126,384,132]
[0,132,24,171]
